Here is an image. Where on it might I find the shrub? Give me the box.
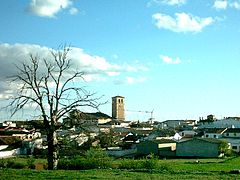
[158,164,170,172]
[10,162,26,169]
[0,159,7,168]
[27,157,36,169]
[58,159,70,170]
[141,158,158,170]
[58,158,81,170]
[5,159,25,169]
[84,148,112,169]
[6,160,15,168]
[58,148,112,170]
[118,159,141,170]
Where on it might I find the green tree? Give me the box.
[98,131,115,148]
[219,140,231,156]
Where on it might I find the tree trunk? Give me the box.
[47,128,58,170]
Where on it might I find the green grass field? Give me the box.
[1,157,240,179]
[0,168,238,180]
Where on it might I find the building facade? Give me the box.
[176,138,222,157]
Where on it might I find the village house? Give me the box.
[159,120,184,129]
[222,128,240,138]
[221,128,240,152]
[0,126,40,140]
[178,130,198,138]
[176,138,224,157]
[203,128,227,139]
[159,119,197,130]
[198,117,240,129]
[136,139,176,157]
[0,121,17,128]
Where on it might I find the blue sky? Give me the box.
[0,0,240,122]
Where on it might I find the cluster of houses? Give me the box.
[0,113,240,159]
[0,121,42,158]
[105,115,240,158]
[0,96,240,159]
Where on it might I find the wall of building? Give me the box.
[107,148,137,157]
[159,147,176,157]
[136,141,158,155]
[176,139,220,157]
[204,133,222,139]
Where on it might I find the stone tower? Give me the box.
[112,96,125,121]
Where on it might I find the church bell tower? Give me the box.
[112,96,125,121]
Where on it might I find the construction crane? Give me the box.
[126,109,154,123]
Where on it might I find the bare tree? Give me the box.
[8,46,103,170]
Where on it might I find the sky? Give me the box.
[0,0,240,122]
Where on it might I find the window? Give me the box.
[232,146,237,150]
[226,133,229,136]
[214,135,216,138]
[206,135,209,138]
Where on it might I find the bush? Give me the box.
[6,160,15,168]
[5,159,25,169]
[118,156,160,171]
[27,157,35,169]
[10,162,26,169]
[84,148,112,169]
[118,159,141,170]
[158,164,170,172]
[0,159,7,168]
[141,158,158,170]
[58,148,112,170]
[58,158,70,170]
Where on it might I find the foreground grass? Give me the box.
[159,156,240,172]
[1,156,240,179]
[0,168,239,180]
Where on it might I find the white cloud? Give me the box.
[69,48,118,72]
[213,0,228,10]
[126,77,147,85]
[125,64,149,72]
[0,90,13,100]
[147,0,186,7]
[160,55,181,64]
[152,12,214,33]
[0,43,147,98]
[113,76,147,85]
[160,0,186,5]
[213,0,240,10]
[82,74,106,82]
[0,43,122,78]
[27,0,73,18]
[230,1,240,9]
[69,7,79,15]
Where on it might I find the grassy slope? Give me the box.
[0,169,238,180]
[160,157,240,172]
[1,157,240,179]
